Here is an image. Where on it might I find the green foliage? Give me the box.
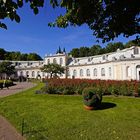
[69,41,140,57]
[0,61,15,76]
[0,83,140,139]
[51,0,140,42]
[0,48,42,61]
[0,0,44,29]
[82,87,102,108]
[41,63,65,78]
[0,0,139,42]
[0,80,13,89]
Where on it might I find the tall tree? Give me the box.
[41,63,65,78]
[69,48,80,57]
[0,0,139,42]
[27,53,42,61]
[79,47,90,57]
[106,42,124,53]
[90,45,102,56]
[125,40,140,48]
[0,48,6,60]
[0,61,15,79]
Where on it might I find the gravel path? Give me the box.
[0,82,36,140]
[0,82,36,98]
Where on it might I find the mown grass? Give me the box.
[0,82,140,140]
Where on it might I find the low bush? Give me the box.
[82,87,102,108]
[0,80,13,89]
[40,79,140,96]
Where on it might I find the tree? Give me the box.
[79,47,90,57]
[0,61,15,79]
[40,63,65,78]
[69,48,80,57]
[105,42,124,53]
[90,45,102,56]
[0,48,6,60]
[27,53,42,61]
[0,0,139,42]
[0,48,42,61]
[125,40,140,48]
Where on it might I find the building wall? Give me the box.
[12,46,140,81]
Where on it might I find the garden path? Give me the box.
[0,82,36,140]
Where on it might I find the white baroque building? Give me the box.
[10,46,140,81]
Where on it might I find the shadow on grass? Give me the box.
[98,102,116,110]
[24,128,48,139]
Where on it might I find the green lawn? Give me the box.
[0,83,140,140]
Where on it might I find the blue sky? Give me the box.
[0,2,137,58]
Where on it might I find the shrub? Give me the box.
[40,79,140,96]
[0,80,13,89]
[82,87,102,108]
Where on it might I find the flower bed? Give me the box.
[41,79,140,96]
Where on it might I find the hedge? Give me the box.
[0,80,13,89]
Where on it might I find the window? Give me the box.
[86,69,90,76]
[80,69,83,77]
[37,71,40,76]
[102,55,106,60]
[42,72,45,77]
[60,58,63,65]
[101,68,105,76]
[32,71,35,78]
[53,58,57,64]
[93,68,97,76]
[109,67,111,76]
[73,70,77,77]
[26,71,29,77]
[134,47,139,54]
[20,71,23,76]
[126,66,131,77]
[48,59,50,64]
[67,70,70,77]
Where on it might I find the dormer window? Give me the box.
[134,47,139,54]
[102,55,106,60]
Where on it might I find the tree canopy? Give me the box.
[40,63,65,78]
[0,48,42,61]
[0,0,139,42]
[0,61,15,77]
[69,40,140,57]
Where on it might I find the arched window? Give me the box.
[32,71,35,78]
[134,47,139,54]
[67,70,70,76]
[53,58,57,64]
[42,72,45,77]
[37,71,40,76]
[80,69,83,77]
[93,68,97,76]
[109,67,111,76]
[20,71,23,76]
[73,70,77,77]
[86,69,90,76]
[60,58,63,65]
[101,68,105,76]
[126,66,131,77]
[26,71,29,77]
[47,59,50,64]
